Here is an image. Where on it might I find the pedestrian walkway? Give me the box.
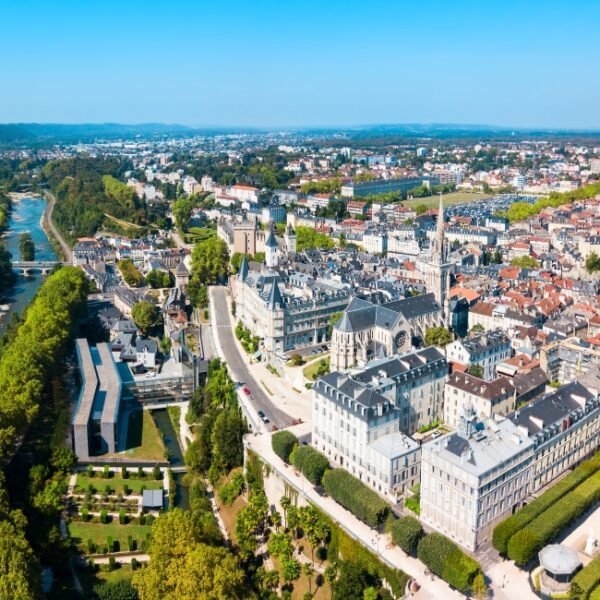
[246,431,465,600]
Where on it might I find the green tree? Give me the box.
[424,326,453,347]
[332,561,374,600]
[587,252,600,274]
[146,269,173,289]
[470,324,485,335]
[271,431,298,463]
[467,364,484,378]
[131,300,161,334]
[94,580,139,600]
[510,255,539,269]
[391,516,424,555]
[281,557,301,583]
[268,532,293,559]
[188,237,230,300]
[118,259,144,287]
[0,242,15,292]
[296,226,335,251]
[471,573,488,600]
[19,232,35,261]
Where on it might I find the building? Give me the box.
[229,184,259,203]
[540,337,600,384]
[233,258,351,355]
[445,329,512,381]
[362,230,388,254]
[416,194,453,321]
[330,293,443,371]
[341,176,440,198]
[420,410,535,551]
[312,347,447,500]
[444,371,516,429]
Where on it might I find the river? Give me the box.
[0,197,57,334]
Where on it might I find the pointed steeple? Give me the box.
[238,254,249,281]
[266,280,283,309]
[265,226,277,248]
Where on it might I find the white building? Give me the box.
[421,410,534,551]
[446,329,512,380]
[229,184,259,203]
[362,231,388,254]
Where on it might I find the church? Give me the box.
[329,194,452,371]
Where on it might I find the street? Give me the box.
[209,286,293,429]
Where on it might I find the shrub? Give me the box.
[87,539,96,554]
[139,514,146,526]
[107,536,114,553]
[100,509,108,524]
[103,465,110,479]
[508,470,600,565]
[88,466,95,478]
[81,508,90,522]
[131,557,139,571]
[493,451,600,554]
[391,517,424,555]
[119,510,127,525]
[138,467,145,479]
[218,472,246,505]
[291,446,329,486]
[108,556,116,572]
[322,469,389,528]
[104,484,112,495]
[272,431,298,463]
[570,554,600,599]
[88,483,96,494]
[127,535,137,552]
[145,514,154,526]
[123,484,131,496]
[417,533,482,593]
[153,466,162,481]
[121,466,129,480]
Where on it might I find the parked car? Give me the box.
[257,410,269,424]
[431,430,442,439]
[242,387,251,395]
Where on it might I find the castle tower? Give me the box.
[265,223,279,268]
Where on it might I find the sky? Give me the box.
[1,0,600,129]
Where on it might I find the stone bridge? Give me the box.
[12,260,70,275]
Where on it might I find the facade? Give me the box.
[445,329,512,381]
[330,293,443,371]
[233,258,351,354]
[312,346,448,500]
[341,176,440,198]
[421,410,535,551]
[444,371,516,429]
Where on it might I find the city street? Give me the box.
[209,286,293,429]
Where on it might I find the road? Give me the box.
[209,286,292,429]
[42,190,72,263]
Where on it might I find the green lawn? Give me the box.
[95,564,135,585]
[402,191,494,209]
[303,356,330,381]
[117,410,166,461]
[68,521,152,550]
[74,474,162,495]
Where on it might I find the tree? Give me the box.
[94,580,139,600]
[268,532,293,559]
[19,232,35,261]
[146,269,173,289]
[189,237,230,287]
[587,252,600,274]
[327,312,344,338]
[332,561,374,600]
[0,242,15,291]
[291,446,330,486]
[118,259,144,287]
[272,431,298,463]
[0,520,42,600]
[510,255,539,269]
[296,226,335,251]
[470,324,485,335]
[467,364,484,378]
[414,203,429,215]
[132,300,161,334]
[281,557,301,583]
[424,326,453,348]
[471,573,488,600]
[290,353,304,366]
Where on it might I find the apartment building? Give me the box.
[446,329,512,381]
[313,347,447,500]
[444,372,516,429]
[421,410,535,551]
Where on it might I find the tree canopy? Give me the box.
[424,326,453,348]
[131,301,161,334]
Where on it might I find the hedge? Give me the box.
[571,554,600,600]
[417,533,482,593]
[291,446,329,486]
[322,469,389,528]
[493,452,600,554]
[391,516,424,555]
[507,470,600,565]
[591,586,600,600]
[271,431,298,464]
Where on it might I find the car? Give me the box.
[242,387,251,395]
[310,349,319,355]
[257,410,270,424]
[431,430,442,439]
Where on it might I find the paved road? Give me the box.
[210,286,292,429]
[42,190,73,262]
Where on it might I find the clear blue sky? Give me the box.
[2,0,599,128]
